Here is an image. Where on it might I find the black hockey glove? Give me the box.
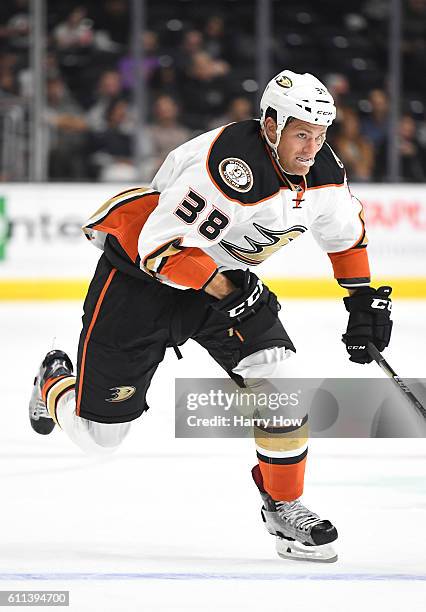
[203,269,280,338]
[342,285,393,364]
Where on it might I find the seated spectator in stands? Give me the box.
[53,6,95,51]
[324,73,351,142]
[90,0,129,46]
[151,63,180,99]
[90,98,137,181]
[325,73,351,108]
[144,95,192,176]
[0,66,18,96]
[204,16,229,60]
[181,51,231,130]
[361,88,389,148]
[398,114,425,182]
[175,29,204,72]
[209,96,253,129]
[0,0,30,52]
[375,113,426,182]
[0,53,19,96]
[334,108,374,182]
[118,31,161,91]
[45,76,88,180]
[17,51,61,99]
[44,52,62,80]
[86,70,124,132]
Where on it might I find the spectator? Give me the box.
[0,66,18,96]
[0,53,19,96]
[398,114,426,182]
[151,64,180,99]
[175,29,204,72]
[0,0,30,52]
[324,73,351,108]
[361,88,389,148]
[334,107,374,182]
[323,74,352,144]
[204,16,229,60]
[86,69,124,132]
[144,95,192,176]
[375,114,426,182]
[52,6,95,51]
[45,76,88,180]
[209,96,253,129]
[91,0,129,46]
[90,98,136,181]
[118,30,161,91]
[17,51,62,99]
[181,51,232,130]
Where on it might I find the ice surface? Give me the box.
[1,300,425,611]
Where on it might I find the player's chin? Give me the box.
[291,160,314,175]
[289,164,311,176]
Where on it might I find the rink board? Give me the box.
[0,183,425,299]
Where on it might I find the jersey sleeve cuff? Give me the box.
[328,247,371,288]
[159,247,218,290]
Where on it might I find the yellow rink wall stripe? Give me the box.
[0,280,90,301]
[266,278,426,299]
[1,278,426,300]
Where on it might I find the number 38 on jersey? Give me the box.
[174,189,229,241]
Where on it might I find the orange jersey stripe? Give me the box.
[92,193,160,262]
[307,182,345,191]
[328,247,370,281]
[76,268,117,416]
[160,247,218,290]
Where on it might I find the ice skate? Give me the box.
[252,466,338,562]
[29,350,74,435]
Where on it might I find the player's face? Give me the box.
[277,119,327,175]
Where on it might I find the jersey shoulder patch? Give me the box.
[207,120,281,205]
[307,142,345,189]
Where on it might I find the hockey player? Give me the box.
[29,70,392,562]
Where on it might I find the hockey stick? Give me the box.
[367,341,426,422]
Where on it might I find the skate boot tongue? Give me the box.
[275,499,322,531]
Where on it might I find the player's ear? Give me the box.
[264,117,277,144]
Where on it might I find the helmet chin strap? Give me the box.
[262,122,295,176]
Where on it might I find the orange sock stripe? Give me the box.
[76,268,117,416]
[258,455,307,501]
[41,375,68,403]
[45,376,76,425]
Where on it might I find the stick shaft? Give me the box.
[367,342,426,421]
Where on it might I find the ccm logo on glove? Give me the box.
[227,279,263,318]
[371,298,392,311]
[199,269,283,343]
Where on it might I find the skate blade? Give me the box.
[276,537,338,563]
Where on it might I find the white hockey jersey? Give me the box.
[83,120,370,290]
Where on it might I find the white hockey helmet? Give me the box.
[260,70,336,157]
